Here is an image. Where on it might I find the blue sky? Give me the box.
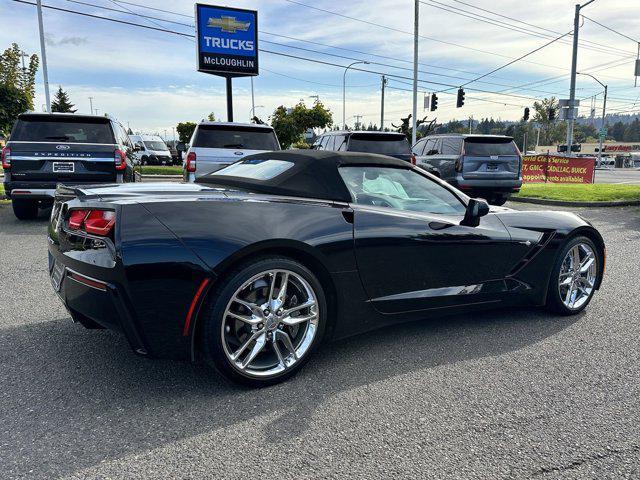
[2,0,639,136]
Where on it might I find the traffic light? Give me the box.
[456,88,465,108]
[430,93,438,111]
[523,107,530,121]
[548,107,556,121]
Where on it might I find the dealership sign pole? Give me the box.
[195,4,259,122]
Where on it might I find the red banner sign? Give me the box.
[522,155,595,184]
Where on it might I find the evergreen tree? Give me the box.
[623,118,640,142]
[610,121,626,141]
[51,86,77,113]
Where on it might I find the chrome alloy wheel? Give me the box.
[558,242,597,310]
[221,269,319,378]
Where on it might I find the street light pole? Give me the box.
[577,72,607,167]
[566,0,595,153]
[342,61,369,129]
[36,0,51,113]
[411,0,419,146]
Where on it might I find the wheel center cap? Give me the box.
[265,316,278,331]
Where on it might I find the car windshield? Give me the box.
[347,134,410,155]
[339,166,466,215]
[464,137,518,156]
[214,158,294,180]
[143,141,168,151]
[11,117,114,143]
[193,126,279,150]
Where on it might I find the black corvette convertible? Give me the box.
[48,150,605,385]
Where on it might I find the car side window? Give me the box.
[338,166,466,216]
[335,135,348,151]
[325,135,336,151]
[423,138,436,155]
[441,137,462,155]
[412,139,426,155]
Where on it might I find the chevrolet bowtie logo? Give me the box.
[207,16,250,33]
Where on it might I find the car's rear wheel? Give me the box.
[546,236,600,315]
[12,199,39,220]
[491,194,509,206]
[202,257,326,386]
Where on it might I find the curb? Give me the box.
[140,174,182,179]
[510,196,640,207]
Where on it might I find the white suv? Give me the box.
[184,122,280,182]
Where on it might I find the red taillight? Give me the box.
[114,149,126,171]
[410,153,417,165]
[186,152,196,172]
[68,209,89,230]
[67,209,115,236]
[1,147,11,169]
[84,210,116,235]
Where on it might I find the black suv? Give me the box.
[312,131,414,163]
[412,134,522,205]
[2,113,136,219]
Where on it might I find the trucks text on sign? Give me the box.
[195,4,258,77]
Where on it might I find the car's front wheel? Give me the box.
[202,257,326,386]
[546,236,600,315]
[12,199,39,220]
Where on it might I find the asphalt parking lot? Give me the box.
[0,201,638,480]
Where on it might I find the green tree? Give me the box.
[270,101,332,149]
[623,118,640,141]
[610,121,626,141]
[207,112,216,122]
[0,84,30,136]
[532,97,566,145]
[437,120,466,134]
[51,86,77,113]
[176,121,197,143]
[0,43,39,109]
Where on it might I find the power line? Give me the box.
[458,30,573,89]
[446,0,636,56]
[282,0,569,72]
[420,0,631,58]
[582,15,640,44]
[261,67,378,88]
[62,0,568,96]
[16,0,573,103]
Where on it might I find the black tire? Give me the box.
[201,256,327,387]
[12,199,39,220]
[491,195,509,206]
[546,235,600,315]
[141,157,148,166]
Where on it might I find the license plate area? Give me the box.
[50,260,65,292]
[53,162,74,173]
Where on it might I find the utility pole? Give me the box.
[354,114,363,130]
[380,75,387,131]
[411,0,419,146]
[88,97,94,115]
[566,0,595,153]
[36,0,51,113]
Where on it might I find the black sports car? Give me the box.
[48,150,605,385]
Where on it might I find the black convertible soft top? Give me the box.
[196,150,412,203]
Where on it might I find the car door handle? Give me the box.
[429,221,454,230]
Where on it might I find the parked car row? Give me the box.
[1,111,523,220]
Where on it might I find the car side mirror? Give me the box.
[461,198,489,227]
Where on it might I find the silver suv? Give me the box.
[412,134,522,205]
[183,122,280,182]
